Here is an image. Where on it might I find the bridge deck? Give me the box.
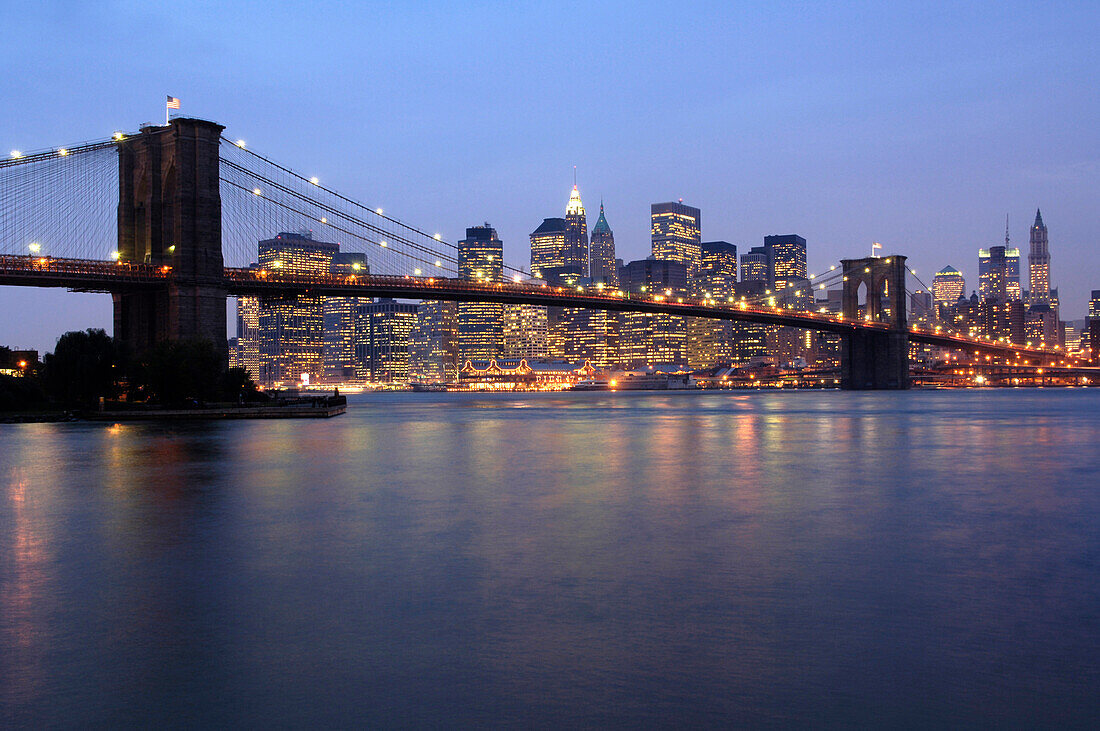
[0,255,1077,363]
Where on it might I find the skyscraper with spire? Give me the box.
[978,218,1021,303]
[589,202,617,286]
[1028,208,1051,305]
[564,181,589,277]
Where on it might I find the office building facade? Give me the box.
[357,298,417,383]
[409,300,459,382]
[589,202,618,286]
[256,231,339,386]
[565,184,589,278]
[322,252,369,383]
[979,245,1022,303]
[651,201,701,286]
[764,234,808,291]
[1028,209,1051,305]
[530,217,569,280]
[932,266,966,305]
[458,224,504,361]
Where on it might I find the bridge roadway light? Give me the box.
[414,268,422,276]
[110,251,121,261]
[434,260,442,267]
[28,242,41,254]
[113,132,124,141]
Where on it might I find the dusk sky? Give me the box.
[2,0,1098,353]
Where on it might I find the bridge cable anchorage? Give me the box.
[218,137,533,278]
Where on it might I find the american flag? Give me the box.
[166,96,181,109]
[872,242,882,249]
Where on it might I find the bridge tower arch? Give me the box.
[113,118,227,362]
[840,255,909,389]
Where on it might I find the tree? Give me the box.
[42,329,119,407]
[222,366,264,403]
[131,338,224,406]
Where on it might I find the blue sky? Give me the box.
[2,1,1098,352]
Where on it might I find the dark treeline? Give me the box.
[1,329,261,411]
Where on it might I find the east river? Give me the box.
[2,390,1099,726]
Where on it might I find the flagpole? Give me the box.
[165,98,169,126]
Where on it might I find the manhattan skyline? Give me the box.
[1,1,1098,352]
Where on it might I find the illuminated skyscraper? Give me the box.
[530,183,591,280]
[560,308,618,368]
[565,184,589,277]
[699,241,738,299]
[740,246,769,283]
[1090,292,1100,364]
[686,241,739,369]
[589,202,617,286]
[619,259,689,295]
[458,224,504,361]
[1028,209,1051,304]
[530,217,569,280]
[235,292,260,380]
[651,201,701,287]
[764,234,807,291]
[409,300,459,382]
[357,298,417,383]
[978,245,1021,303]
[732,250,773,364]
[910,291,934,323]
[932,266,965,305]
[503,303,550,360]
[618,258,688,367]
[257,231,338,386]
[322,252,368,383]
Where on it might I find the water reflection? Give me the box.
[1,390,1099,726]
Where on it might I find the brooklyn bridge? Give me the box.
[0,118,1086,389]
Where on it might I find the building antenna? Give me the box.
[1005,213,1010,247]
[573,165,577,187]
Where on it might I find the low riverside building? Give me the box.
[610,364,695,390]
[458,359,599,390]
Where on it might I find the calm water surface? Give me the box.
[2,390,1099,727]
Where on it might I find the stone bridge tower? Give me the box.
[840,255,909,389]
[113,118,227,361]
